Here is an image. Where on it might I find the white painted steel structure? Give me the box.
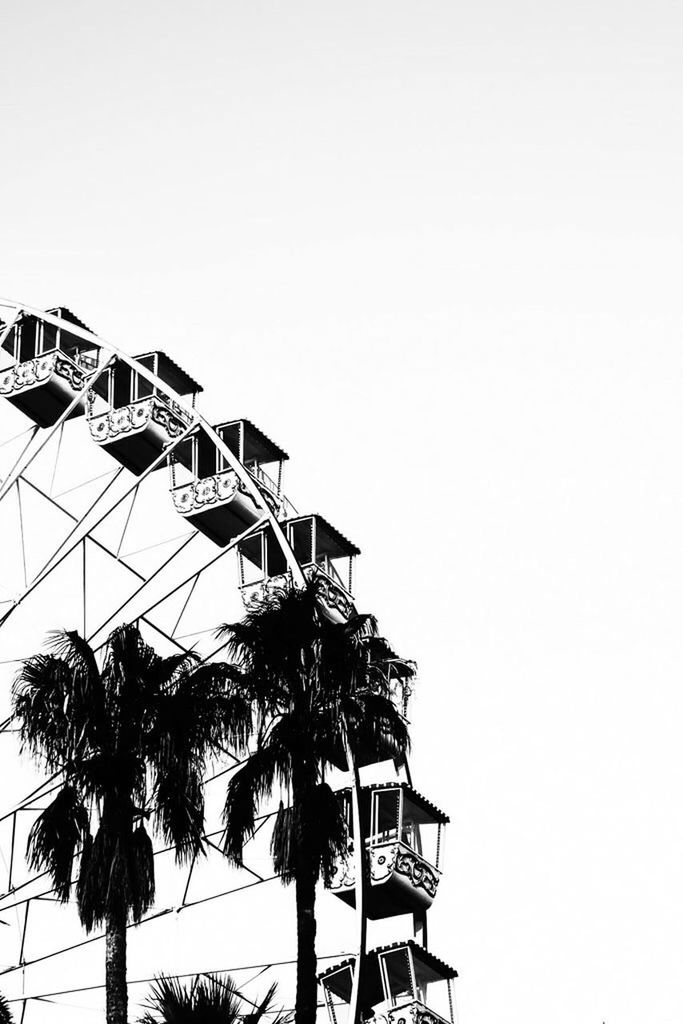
[0,299,452,1024]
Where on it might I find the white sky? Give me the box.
[1,1,683,1022]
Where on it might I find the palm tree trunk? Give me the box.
[105,897,128,1024]
[294,862,318,1024]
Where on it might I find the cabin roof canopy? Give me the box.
[375,940,458,985]
[319,960,356,1003]
[215,418,289,464]
[45,307,97,336]
[288,514,361,559]
[365,782,450,825]
[319,941,457,1000]
[134,351,203,396]
[2,306,97,354]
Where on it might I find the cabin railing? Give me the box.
[304,557,349,594]
[171,466,281,518]
[248,462,280,495]
[0,348,89,397]
[329,838,441,900]
[245,465,298,518]
[240,563,353,620]
[369,840,440,899]
[166,394,192,423]
[97,392,195,427]
[372,999,450,1024]
[75,351,99,372]
[87,392,194,449]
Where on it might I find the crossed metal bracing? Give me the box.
[0,401,266,655]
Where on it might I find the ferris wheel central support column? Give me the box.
[342,725,367,1024]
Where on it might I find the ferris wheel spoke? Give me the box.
[17,475,145,584]
[0,482,147,636]
[84,534,201,648]
[85,513,267,651]
[137,615,193,655]
[26,420,197,598]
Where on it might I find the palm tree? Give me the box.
[138,973,286,1024]
[0,993,13,1023]
[219,579,412,1024]
[13,624,250,1024]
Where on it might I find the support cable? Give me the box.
[0,426,37,452]
[48,423,64,497]
[0,875,280,978]
[16,482,27,591]
[53,468,119,501]
[120,531,194,560]
[18,476,145,585]
[115,485,139,559]
[8,953,350,1006]
[172,575,199,638]
[0,807,278,914]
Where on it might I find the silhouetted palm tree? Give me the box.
[0,993,13,1023]
[219,580,412,1024]
[13,624,250,1024]
[138,973,285,1024]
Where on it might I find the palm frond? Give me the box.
[13,655,91,769]
[149,663,252,860]
[139,972,243,1023]
[148,651,200,691]
[17,621,241,942]
[217,583,320,706]
[0,991,14,1023]
[47,628,100,681]
[76,821,115,931]
[154,762,205,862]
[128,821,156,922]
[241,982,285,1024]
[47,629,108,744]
[271,783,347,885]
[102,623,159,710]
[26,785,89,902]
[222,745,284,864]
[217,576,414,878]
[342,690,410,766]
[77,810,156,931]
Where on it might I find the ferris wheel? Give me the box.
[0,299,456,1024]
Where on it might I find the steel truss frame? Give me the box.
[0,297,372,1024]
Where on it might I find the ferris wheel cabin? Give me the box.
[239,513,360,621]
[0,308,100,427]
[87,351,200,475]
[329,783,448,919]
[319,941,457,1024]
[170,419,288,546]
